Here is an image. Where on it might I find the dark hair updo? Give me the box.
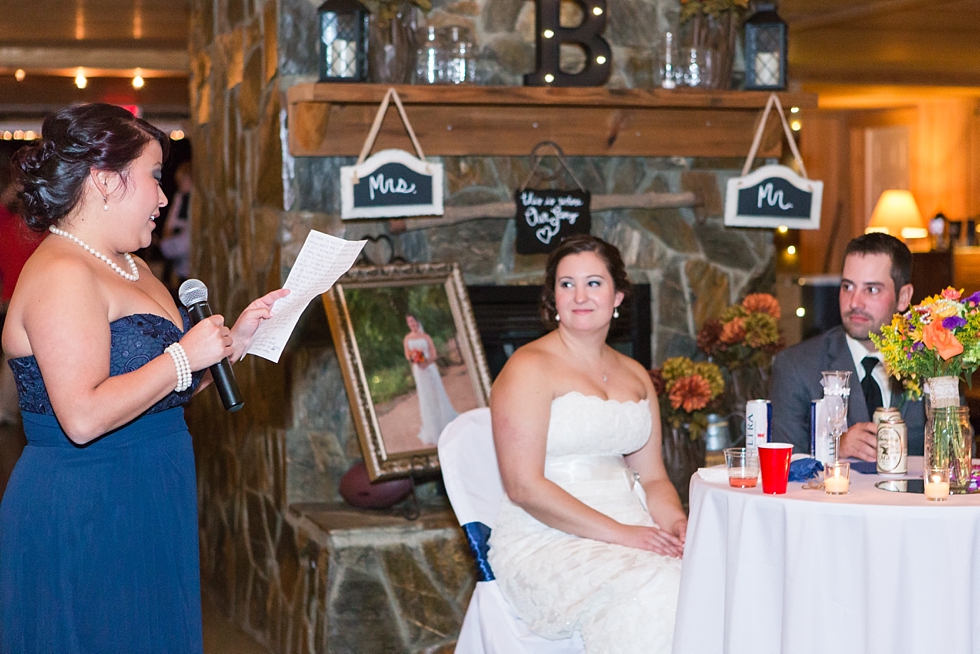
[540,234,631,329]
[11,103,170,231]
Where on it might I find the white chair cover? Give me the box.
[438,408,585,654]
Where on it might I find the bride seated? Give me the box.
[488,234,686,654]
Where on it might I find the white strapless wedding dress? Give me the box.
[488,392,681,654]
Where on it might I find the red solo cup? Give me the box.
[758,443,794,494]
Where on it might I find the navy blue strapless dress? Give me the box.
[0,311,205,654]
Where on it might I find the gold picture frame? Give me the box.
[322,262,492,481]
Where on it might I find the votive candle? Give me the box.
[824,461,850,495]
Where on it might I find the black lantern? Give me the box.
[317,0,369,82]
[743,2,788,90]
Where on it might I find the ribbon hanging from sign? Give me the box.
[723,93,823,230]
[515,141,592,254]
[341,87,444,220]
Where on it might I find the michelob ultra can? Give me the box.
[876,415,908,477]
[745,399,772,452]
[811,399,834,463]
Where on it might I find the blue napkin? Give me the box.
[788,458,824,482]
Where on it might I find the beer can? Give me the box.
[745,399,772,453]
[811,399,834,463]
[873,407,900,427]
[876,415,908,477]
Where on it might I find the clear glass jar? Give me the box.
[444,26,476,84]
[415,25,444,84]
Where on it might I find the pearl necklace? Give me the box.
[48,226,139,282]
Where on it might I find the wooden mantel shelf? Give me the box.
[286,84,818,159]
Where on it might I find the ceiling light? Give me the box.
[75,69,87,89]
[14,69,25,82]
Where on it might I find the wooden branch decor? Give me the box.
[353,190,698,231]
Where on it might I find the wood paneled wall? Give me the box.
[798,97,980,277]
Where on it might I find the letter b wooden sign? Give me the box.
[524,0,611,87]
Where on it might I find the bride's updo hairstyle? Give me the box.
[540,234,631,329]
[11,103,170,232]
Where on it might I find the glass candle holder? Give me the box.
[824,461,850,495]
[924,466,950,501]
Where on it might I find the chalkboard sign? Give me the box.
[341,148,444,219]
[515,188,592,254]
[724,164,823,230]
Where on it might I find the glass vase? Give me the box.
[367,2,419,84]
[662,422,706,508]
[681,11,739,89]
[924,376,974,492]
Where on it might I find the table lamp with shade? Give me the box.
[865,190,929,243]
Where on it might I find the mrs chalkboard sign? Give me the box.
[514,142,592,254]
[341,88,444,220]
[724,94,823,230]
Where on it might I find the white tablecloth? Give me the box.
[673,457,980,654]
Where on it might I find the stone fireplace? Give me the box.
[186,0,794,651]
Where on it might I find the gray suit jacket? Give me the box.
[769,326,924,456]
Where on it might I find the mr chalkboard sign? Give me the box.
[515,189,592,254]
[341,87,444,220]
[724,94,823,230]
[724,164,822,229]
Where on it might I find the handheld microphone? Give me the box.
[178,279,244,412]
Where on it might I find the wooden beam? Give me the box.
[0,46,189,74]
[785,0,962,32]
[286,85,818,159]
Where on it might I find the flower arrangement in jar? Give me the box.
[696,293,783,372]
[649,357,725,439]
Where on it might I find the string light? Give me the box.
[592,6,603,15]
[2,131,12,140]
[132,69,145,89]
[596,55,607,64]
[786,245,797,255]
[790,106,800,113]
[13,130,24,140]
[544,73,555,83]
[24,130,36,140]
[777,225,788,234]
[14,69,25,82]
[543,29,554,38]
[75,68,87,89]
[170,129,185,140]
[791,120,802,132]
[796,307,806,317]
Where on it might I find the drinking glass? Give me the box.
[724,447,759,488]
[821,371,852,462]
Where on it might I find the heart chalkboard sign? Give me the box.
[514,188,592,254]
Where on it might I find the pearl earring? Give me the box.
[613,307,619,319]
[555,313,560,323]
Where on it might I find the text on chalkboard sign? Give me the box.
[515,188,592,254]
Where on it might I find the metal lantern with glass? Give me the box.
[318,0,369,82]
[743,2,787,90]
[821,371,851,463]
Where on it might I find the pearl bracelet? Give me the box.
[165,343,192,393]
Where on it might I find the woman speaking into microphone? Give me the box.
[0,103,287,654]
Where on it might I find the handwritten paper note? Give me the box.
[246,231,365,363]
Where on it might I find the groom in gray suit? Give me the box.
[770,233,924,460]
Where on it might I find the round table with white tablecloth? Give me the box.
[672,456,980,654]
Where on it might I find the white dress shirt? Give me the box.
[844,334,892,410]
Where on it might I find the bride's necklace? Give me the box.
[559,332,609,383]
[48,225,139,282]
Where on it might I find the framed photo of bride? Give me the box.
[322,262,492,481]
